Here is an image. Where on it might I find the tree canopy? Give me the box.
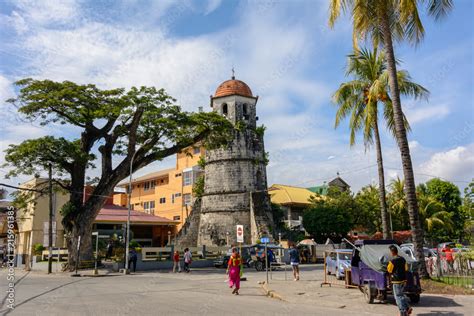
[3,78,233,268]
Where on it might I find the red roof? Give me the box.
[95,204,178,225]
[214,78,253,98]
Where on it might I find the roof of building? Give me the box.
[268,184,320,206]
[328,176,350,188]
[307,185,329,195]
[117,168,174,187]
[95,204,179,225]
[214,77,253,98]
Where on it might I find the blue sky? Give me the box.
[0,0,473,192]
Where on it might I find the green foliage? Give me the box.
[192,175,205,198]
[304,189,354,243]
[197,156,206,169]
[354,185,382,234]
[129,240,141,248]
[33,243,45,255]
[255,125,266,138]
[271,203,286,231]
[235,120,246,131]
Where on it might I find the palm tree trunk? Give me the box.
[380,12,428,278]
[373,117,390,239]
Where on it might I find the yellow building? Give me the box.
[113,146,204,228]
[15,178,68,267]
[268,184,320,229]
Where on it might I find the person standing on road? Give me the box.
[226,247,242,295]
[106,240,114,260]
[183,248,192,273]
[173,250,181,273]
[128,248,138,273]
[387,245,412,316]
[289,243,300,281]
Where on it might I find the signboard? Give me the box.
[261,237,270,243]
[43,222,57,247]
[236,225,244,243]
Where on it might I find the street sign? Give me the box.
[261,237,270,243]
[236,225,244,243]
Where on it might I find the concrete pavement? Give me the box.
[1,265,472,315]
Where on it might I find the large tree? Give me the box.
[333,47,428,239]
[4,79,232,270]
[329,0,453,277]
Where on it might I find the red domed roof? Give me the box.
[214,78,253,98]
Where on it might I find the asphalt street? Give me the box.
[0,266,472,315]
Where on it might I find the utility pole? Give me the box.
[48,164,53,274]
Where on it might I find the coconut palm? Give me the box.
[418,194,453,234]
[333,48,428,239]
[329,0,453,277]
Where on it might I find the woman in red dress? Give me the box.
[226,247,242,295]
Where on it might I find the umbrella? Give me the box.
[297,239,317,246]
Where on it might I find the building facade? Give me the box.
[113,146,204,229]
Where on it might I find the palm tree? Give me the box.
[389,177,408,231]
[329,0,453,277]
[418,194,453,234]
[333,48,428,239]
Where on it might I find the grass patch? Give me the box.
[421,278,473,295]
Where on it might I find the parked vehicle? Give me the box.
[351,240,421,304]
[213,244,283,270]
[213,246,254,268]
[325,249,352,279]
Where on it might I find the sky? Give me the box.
[0,0,473,194]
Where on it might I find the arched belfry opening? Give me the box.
[222,103,228,116]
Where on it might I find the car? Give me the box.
[213,246,254,269]
[400,245,436,260]
[325,249,352,279]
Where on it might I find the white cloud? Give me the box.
[204,0,222,15]
[0,75,14,101]
[404,104,450,124]
[420,145,474,182]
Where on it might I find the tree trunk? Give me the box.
[373,118,390,239]
[380,12,428,278]
[67,220,94,271]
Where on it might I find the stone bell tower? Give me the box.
[195,74,274,246]
[175,74,274,247]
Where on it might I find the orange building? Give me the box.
[113,146,204,229]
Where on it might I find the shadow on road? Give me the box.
[415,295,463,308]
[417,313,464,316]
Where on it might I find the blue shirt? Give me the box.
[289,248,299,263]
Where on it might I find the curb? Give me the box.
[260,282,285,301]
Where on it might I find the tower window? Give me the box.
[243,103,249,120]
[222,103,228,116]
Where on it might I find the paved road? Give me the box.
[0,268,353,316]
[1,266,472,315]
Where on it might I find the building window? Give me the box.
[193,147,200,154]
[159,197,166,204]
[175,193,182,197]
[183,194,192,206]
[222,103,228,116]
[175,173,182,177]
[183,171,192,186]
[243,103,249,120]
[144,201,155,214]
[173,215,181,221]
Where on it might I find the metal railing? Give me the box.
[428,253,473,289]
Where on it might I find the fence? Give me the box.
[141,245,229,261]
[321,250,357,288]
[427,252,473,289]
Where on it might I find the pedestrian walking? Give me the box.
[289,243,300,281]
[387,245,412,316]
[106,240,114,260]
[128,248,138,273]
[172,250,181,273]
[226,247,242,295]
[183,248,192,273]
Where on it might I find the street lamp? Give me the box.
[125,139,152,274]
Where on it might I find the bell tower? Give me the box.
[195,75,274,246]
